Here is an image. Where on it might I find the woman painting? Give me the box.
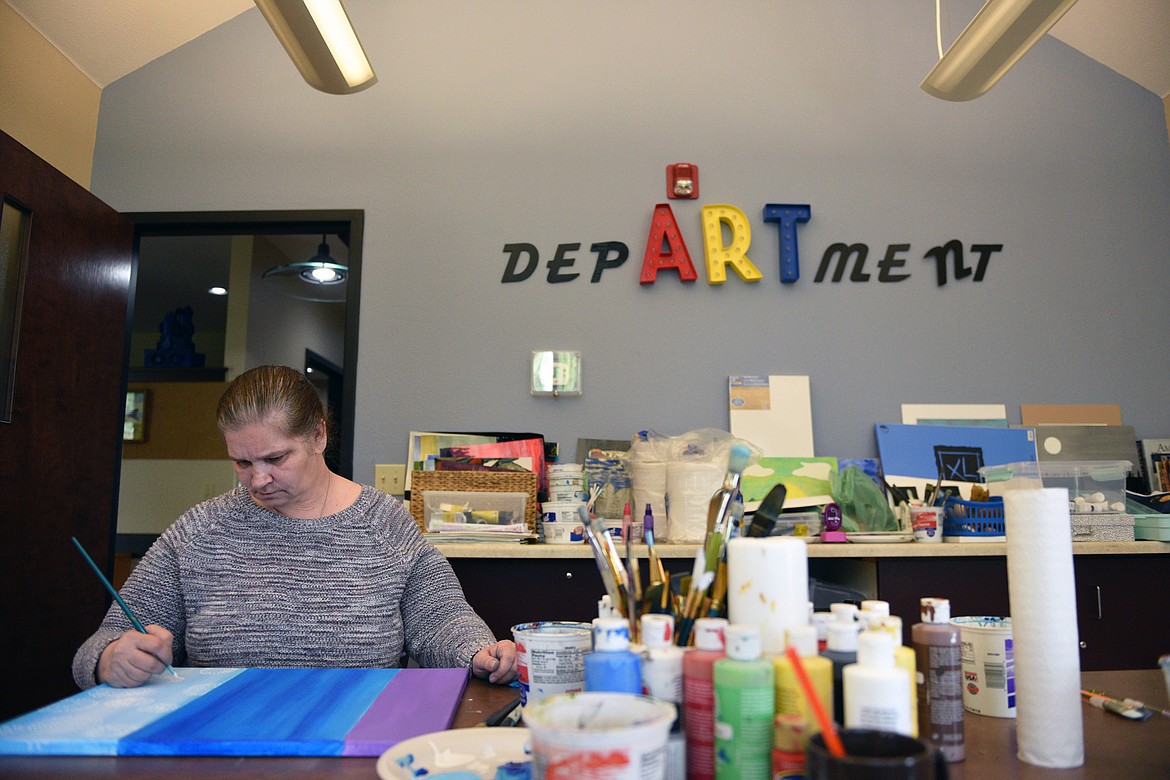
[73,365,516,688]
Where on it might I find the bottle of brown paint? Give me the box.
[911,597,965,762]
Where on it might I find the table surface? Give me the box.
[1,670,1166,778]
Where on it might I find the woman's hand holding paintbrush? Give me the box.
[72,536,179,687]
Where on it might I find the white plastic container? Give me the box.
[525,692,676,780]
[540,521,583,544]
[979,461,1131,514]
[951,616,1015,718]
[511,621,592,705]
[423,490,528,527]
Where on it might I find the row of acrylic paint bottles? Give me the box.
[816,597,965,764]
[583,597,964,780]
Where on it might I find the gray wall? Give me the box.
[91,1,1170,483]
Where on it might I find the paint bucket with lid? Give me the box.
[547,463,587,502]
[524,692,677,780]
[952,616,1015,717]
[512,621,592,705]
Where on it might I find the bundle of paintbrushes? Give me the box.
[674,443,752,646]
[579,443,786,646]
[580,503,683,643]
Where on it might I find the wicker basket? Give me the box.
[408,470,539,533]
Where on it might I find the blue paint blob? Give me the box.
[493,760,532,780]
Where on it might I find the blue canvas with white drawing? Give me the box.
[875,423,1038,499]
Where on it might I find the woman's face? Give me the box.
[223,415,327,515]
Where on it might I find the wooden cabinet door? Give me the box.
[1073,554,1170,671]
[449,557,605,640]
[0,131,133,719]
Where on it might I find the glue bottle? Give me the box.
[713,623,775,780]
[810,611,834,652]
[642,614,684,711]
[773,624,834,737]
[858,599,890,630]
[820,620,859,724]
[642,613,686,780]
[684,616,727,780]
[843,629,912,736]
[911,597,965,762]
[876,615,919,738]
[584,617,641,694]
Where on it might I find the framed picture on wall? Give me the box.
[124,391,148,442]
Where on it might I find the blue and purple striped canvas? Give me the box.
[0,667,468,756]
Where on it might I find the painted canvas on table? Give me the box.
[0,667,467,757]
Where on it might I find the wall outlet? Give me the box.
[375,464,407,495]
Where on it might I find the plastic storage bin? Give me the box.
[423,491,528,530]
[768,510,823,538]
[978,461,1131,514]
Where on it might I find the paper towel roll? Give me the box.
[727,537,809,656]
[630,461,668,536]
[1004,488,1084,768]
[664,461,722,543]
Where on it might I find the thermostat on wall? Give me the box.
[530,351,582,396]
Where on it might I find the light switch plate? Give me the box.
[530,350,582,396]
[375,464,407,495]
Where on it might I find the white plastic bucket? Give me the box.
[541,521,583,544]
[512,621,592,706]
[603,518,643,543]
[952,616,1015,717]
[543,501,586,524]
[524,692,677,780]
[548,463,584,475]
[548,488,589,503]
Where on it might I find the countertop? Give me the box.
[430,539,1170,559]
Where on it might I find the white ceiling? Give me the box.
[6,0,1170,98]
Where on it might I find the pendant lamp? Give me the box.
[262,235,348,302]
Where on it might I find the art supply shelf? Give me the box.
[437,541,1169,673]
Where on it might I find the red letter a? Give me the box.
[640,203,698,284]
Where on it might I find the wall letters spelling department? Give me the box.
[501,203,1002,288]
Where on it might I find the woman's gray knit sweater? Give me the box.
[72,485,495,689]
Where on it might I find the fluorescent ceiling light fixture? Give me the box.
[254,0,377,94]
[920,0,1080,101]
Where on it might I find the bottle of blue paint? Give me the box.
[584,617,642,694]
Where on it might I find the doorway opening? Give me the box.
[125,210,362,480]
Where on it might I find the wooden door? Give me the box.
[0,131,133,719]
